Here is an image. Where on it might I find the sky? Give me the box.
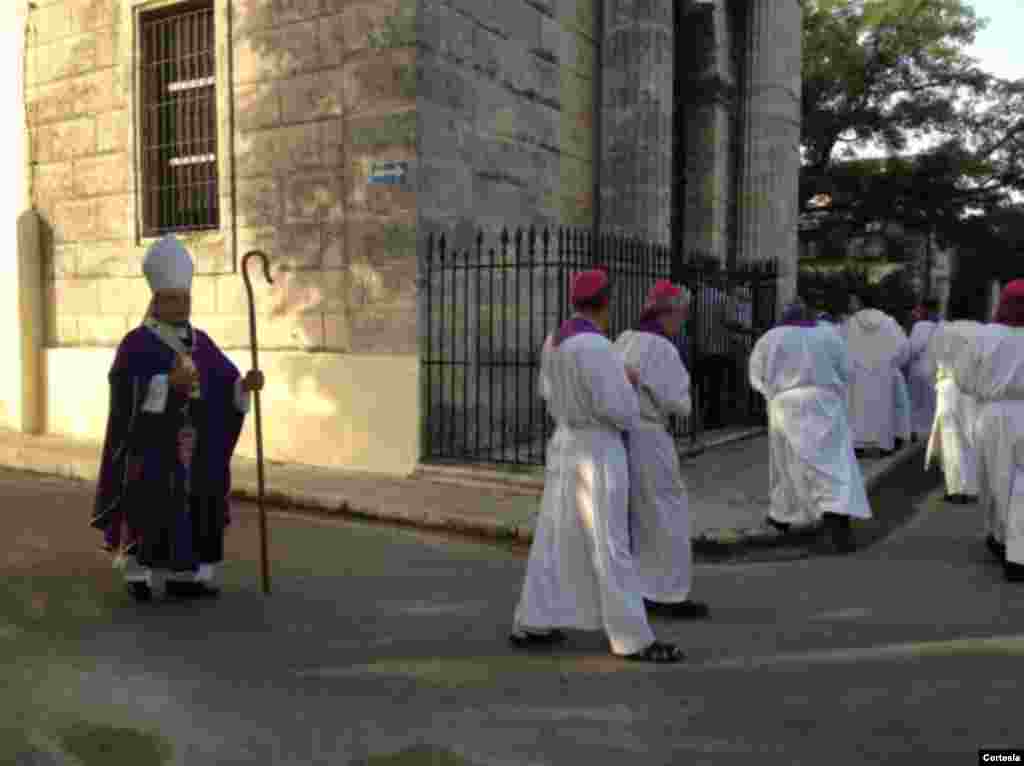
[966,0,1024,81]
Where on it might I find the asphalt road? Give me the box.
[3,463,1024,766]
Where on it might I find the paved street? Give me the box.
[5,461,1024,765]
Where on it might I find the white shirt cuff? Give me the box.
[234,377,252,414]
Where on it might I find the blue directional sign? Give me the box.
[368,160,408,185]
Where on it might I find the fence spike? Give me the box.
[438,232,447,261]
[500,227,509,252]
[542,225,550,259]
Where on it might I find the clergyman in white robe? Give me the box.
[925,321,980,502]
[894,369,912,445]
[750,304,872,551]
[512,270,682,661]
[953,282,1024,580]
[843,303,911,453]
[613,280,708,618]
[906,309,941,440]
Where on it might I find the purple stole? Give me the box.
[552,315,603,347]
[635,317,670,340]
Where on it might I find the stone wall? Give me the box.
[416,0,597,256]
[26,0,419,356]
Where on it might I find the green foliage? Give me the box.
[875,267,919,325]
[395,63,417,100]
[60,722,173,766]
[801,0,1024,285]
[802,0,988,172]
[381,222,416,258]
[799,263,873,316]
[351,111,417,148]
[367,0,417,49]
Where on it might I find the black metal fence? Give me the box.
[421,225,777,466]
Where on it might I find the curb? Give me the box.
[412,425,769,494]
[690,440,929,556]
[0,430,926,556]
[233,479,537,545]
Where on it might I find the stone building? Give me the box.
[2,0,800,476]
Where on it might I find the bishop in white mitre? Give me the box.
[92,235,265,602]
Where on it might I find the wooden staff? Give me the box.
[242,250,273,595]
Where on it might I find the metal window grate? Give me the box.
[140,1,219,236]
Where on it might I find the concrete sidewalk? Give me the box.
[0,425,926,555]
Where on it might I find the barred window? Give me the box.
[139,1,219,236]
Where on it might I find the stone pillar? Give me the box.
[737,0,801,314]
[679,0,738,267]
[600,0,673,244]
[0,0,44,433]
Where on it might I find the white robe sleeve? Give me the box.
[748,334,771,398]
[538,336,554,402]
[908,323,930,364]
[234,377,252,414]
[826,329,851,391]
[892,325,911,370]
[950,327,981,398]
[639,342,691,418]
[577,342,642,432]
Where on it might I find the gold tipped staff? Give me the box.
[242,250,273,595]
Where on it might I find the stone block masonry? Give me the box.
[27,0,420,355]
[417,0,598,266]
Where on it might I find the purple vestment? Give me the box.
[552,316,603,347]
[92,323,245,569]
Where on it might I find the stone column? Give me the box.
[600,0,673,245]
[0,0,44,434]
[679,0,739,267]
[737,0,801,313]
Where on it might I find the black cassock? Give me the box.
[91,321,246,574]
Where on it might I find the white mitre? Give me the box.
[143,234,194,292]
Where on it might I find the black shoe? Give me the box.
[1005,562,1024,583]
[165,580,221,599]
[645,599,710,619]
[509,629,567,648]
[986,535,1006,562]
[962,494,978,504]
[766,517,791,534]
[894,438,904,451]
[854,449,866,459]
[823,513,856,554]
[943,493,960,504]
[127,582,152,602]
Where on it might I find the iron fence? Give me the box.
[421,225,777,466]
